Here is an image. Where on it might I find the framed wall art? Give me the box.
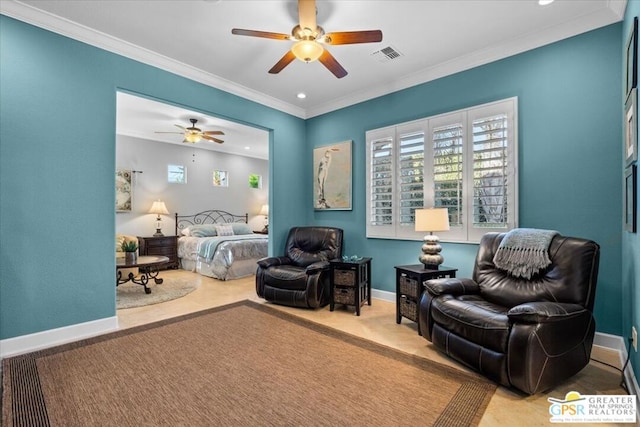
[313,140,352,210]
[212,170,228,187]
[115,169,132,212]
[627,17,638,98]
[625,164,637,233]
[249,173,262,189]
[625,88,638,166]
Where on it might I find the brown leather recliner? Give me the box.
[418,232,600,395]
[256,226,343,308]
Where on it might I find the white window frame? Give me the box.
[366,97,518,243]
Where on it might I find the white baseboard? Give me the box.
[371,288,395,302]
[0,316,119,359]
[594,332,640,424]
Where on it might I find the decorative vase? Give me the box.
[125,251,137,264]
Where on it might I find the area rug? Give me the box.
[116,275,199,309]
[2,300,497,427]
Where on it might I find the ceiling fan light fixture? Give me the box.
[292,40,324,63]
[185,131,202,143]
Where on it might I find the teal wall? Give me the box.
[623,0,640,391]
[307,24,624,336]
[0,14,628,348]
[0,16,307,340]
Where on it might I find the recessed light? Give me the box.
[297,92,307,99]
[538,0,554,5]
[244,146,250,150]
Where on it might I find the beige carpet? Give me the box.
[117,276,199,309]
[2,300,496,426]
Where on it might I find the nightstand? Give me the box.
[137,235,178,270]
[330,257,372,316]
[395,265,457,334]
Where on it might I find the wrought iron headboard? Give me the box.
[175,210,249,235]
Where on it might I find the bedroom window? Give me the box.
[168,164,187,184]
[365,97,518,243]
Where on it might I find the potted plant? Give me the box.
[121,240,138,264]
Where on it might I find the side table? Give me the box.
[138,235,179,270]
[330,257,372,316]
[395,265,457,334]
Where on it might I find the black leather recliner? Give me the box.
[418,232,600,395]
[256,226,343,308]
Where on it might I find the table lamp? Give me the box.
[149,200,170,237]
[259,204,269,233]
[414,208,450,270]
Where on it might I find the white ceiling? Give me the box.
[1,0,626,157]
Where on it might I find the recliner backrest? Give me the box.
[284,227,344,267]
[472,232,600,310]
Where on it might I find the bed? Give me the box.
[175,210,268,280]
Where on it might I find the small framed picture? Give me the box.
[212,170,228,187]
[626,17,638,98]
[625,88,638,166]
[625,164,637,233]
[249,173,262,189]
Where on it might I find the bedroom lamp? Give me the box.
[259,204,269,233]
[149,200,170,237]
[414,208,450,270]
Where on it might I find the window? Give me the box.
[366,98,518,243]
[168,164,187,184]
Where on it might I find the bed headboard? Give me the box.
[175,210,249,235]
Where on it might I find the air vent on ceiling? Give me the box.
[371,46,403,63]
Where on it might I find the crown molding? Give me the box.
[0,1,307,119]
[1,0,626,120]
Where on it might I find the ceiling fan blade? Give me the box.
[202,135,224,144]
[154,131,183,134]
[298,0,317,31]
[269,50,297,74]
[318,49,347,79]
[323,30,383,45]
[231,28,290,41]
[174,124,186,130]
[203,130,225,135]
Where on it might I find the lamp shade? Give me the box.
[415,208,450,232]
[149,200,169,216]
[259,204,269,216]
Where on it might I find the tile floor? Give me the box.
[117,270,632,426]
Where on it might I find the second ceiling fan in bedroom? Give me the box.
[155,118,225,144]
[231,0,383,78]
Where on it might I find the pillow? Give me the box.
[189,224,218,237]
[215,224,235,237]
[231,222,253,235]
[180,227,191,236]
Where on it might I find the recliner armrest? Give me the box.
[508,302,589,323]
[423,278,480,296]
[257,256,292,269]
[305,260,330,275]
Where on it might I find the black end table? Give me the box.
[395,265,457,334]
[330,257,372,316]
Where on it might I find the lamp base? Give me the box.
[419,234,444,270]
[153,229,164,237]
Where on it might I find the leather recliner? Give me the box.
[256,226,343,308]
[418,232,600,395]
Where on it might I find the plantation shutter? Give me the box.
[369,135,394,227]
[472,114,509,228]
[432,123,463,227]
[398,131,425,227]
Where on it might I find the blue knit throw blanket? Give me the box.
[493,228,559,279]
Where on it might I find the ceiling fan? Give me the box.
[155,118,225,144]
[231,0,382,78]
